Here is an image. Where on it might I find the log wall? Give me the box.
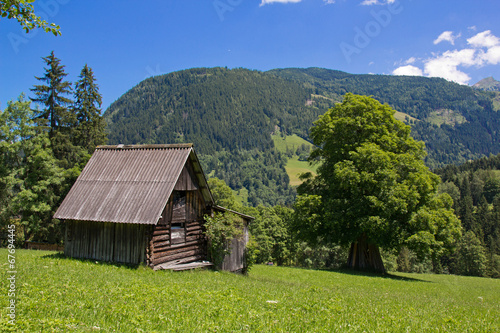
[148,162,208,268]
[149,219,206,268]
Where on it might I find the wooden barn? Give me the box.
[53,144,253,272]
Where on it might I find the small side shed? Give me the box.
[54,144,253,271]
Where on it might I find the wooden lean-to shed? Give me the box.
[53,144,252,271]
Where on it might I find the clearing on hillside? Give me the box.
[272,134,318,186]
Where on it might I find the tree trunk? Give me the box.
[347,233,386,273]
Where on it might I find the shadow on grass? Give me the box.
[41,252,142,270]
[268,264,432,283]
[331,268,432,283]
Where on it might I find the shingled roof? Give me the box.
[54,144,213,224]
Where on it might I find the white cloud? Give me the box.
[361,0,395,5]
[323,0,336,4]
[467,30,500,48]
[423,49,477,84]
[480,46,500,65]
[392,30,500,85]
[404,57,417,65]
[434,31,461,45]
[260,0,302,6]
[392,65,423,76]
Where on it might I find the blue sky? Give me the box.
[1,0,500,111]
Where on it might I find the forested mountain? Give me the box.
[106,68,327,153]
[104,67,500,205]
[105,68,330,206]
[269,68,500,168]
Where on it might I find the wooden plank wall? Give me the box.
[174,162,199,191]
[65,220,148,264]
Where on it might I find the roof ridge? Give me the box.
[96,143,194,150]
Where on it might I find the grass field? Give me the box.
[394,111,419,123]
[285,156,318,186]
[1,249,499,332]
[427,109,467,127]
[271,134,314,154]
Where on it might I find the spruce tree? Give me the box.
[72,64,107,154]
[30,51,73,133]
[30,51,84,168]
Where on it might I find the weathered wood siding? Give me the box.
[221,217,249,272]
[65,220,149,264]
[174,160,199,191]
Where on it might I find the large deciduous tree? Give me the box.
[0,95,64,243]
[294,94,461,272]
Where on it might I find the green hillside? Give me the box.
[104,67,500,205]
[2,249,499,332]
[105,67,326,154]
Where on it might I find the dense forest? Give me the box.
[435,154,500,276]
[105,67,500,206]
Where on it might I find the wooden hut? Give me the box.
[54,144,253,271]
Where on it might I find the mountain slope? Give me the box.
[104,67,500,205]
[474,77,500,92]
[269,68,500,168]
[105,67,328,206]
[106,67,327,154]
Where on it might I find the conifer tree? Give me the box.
[30,51,85,168]
[30,51,73,133]
[72,64,107,153]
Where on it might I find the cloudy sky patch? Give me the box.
[393,30,500,84]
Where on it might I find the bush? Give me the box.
[204,212,242,269]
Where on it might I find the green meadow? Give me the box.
[1,249,499,332]
[272,134,318,186]
[285,156,318,186]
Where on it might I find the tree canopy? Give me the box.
[294,94,462,271]
[0,96,64,243]
[1,54,107,246]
